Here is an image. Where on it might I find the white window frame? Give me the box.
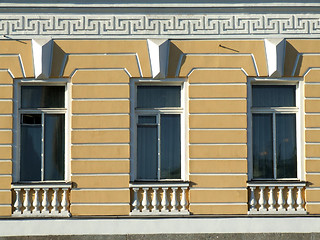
[247,77,304,181]
[130,78,187,182]
[13,79,71,183]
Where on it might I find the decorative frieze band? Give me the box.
[0,14,320,38]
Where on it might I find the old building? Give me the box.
[0,0,320,238]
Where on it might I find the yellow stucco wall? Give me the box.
[2,39,320,217]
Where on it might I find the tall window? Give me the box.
[251,85,298,179]
[135,85,182,180]
[19,86,65,182]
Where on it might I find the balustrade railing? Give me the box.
[247,181,307,214]
[130,182,190,215]
[12,183,72,217]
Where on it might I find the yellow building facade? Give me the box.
[1,0,320,237]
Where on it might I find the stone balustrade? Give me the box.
[247,181,307,214]
[12,183,72,217]
[129,182,190,215]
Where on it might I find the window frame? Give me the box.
[130,79,187,182]
[247,77,304,181]
[13,79,70,183]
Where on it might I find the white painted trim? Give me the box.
[2,217,320,236]
[189,188,246,190]
[130,79,187,182]
[248,78,303,181]
[189,173,247,176]
[12,183,72,189]
[71,173,129,176]
[130,182,189,188]
[71,188,128,191]
[13,79,71,183]
[1,14,320,39]
[189,202,247,205]
[71,203,129,206]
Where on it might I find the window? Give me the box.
[135,85,183,180]
[251,84,298,179]
[19,86,66,182]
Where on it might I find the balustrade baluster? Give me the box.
[33,188,40,214]
[278,187,285,212]
[296,187,304,211]
[42,188,50,214]
[61,188,69,213]
[268,187,276,211]
[141,188,149,212]
[51,188,60,214]
[161,187,169,213]
[249,186,257,211]
[151,188,159,212]
[287,187,294,211]
[23,189,31,214]
[180,187,188,213]
[13,189,22,214]
[258,187,266,211]
[171,187,178,213]
[131,188,140,213]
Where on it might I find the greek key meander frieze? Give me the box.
[1,14,320,38]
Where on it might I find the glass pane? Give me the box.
[137,86,180,108]
[137,125,158,180]
[21,114,41,124]
[138,116,157,124]
[21,86,65,109]
[276,114,297,178]
[44,114,65,181]
[160,114,181,179]
[20,124,42,181]
[252,85,295,107]
[252,114,273,178]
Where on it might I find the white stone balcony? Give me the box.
[129,182,190,215]
[11,183,72,217]
[247,181,307,214]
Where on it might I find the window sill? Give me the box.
[12,182,73,189]
[130,181,190,188]
[247,180,308,188]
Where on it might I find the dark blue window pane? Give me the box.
[276,114,297,178]
[44,114,65,181]
[20,123,42,181]
[252,85,295,107]
[21,86,65,109]
[137,86,180,108]
[253,114,273,179]
[160,114,181,179]
[137,125,158,180]
[138,116,157,124]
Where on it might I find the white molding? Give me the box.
[0,14,320,39]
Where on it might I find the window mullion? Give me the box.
[157,113,161,181]
[41,112,45,181]
[273,112,277,179]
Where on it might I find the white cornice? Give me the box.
[1,1,320,8]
